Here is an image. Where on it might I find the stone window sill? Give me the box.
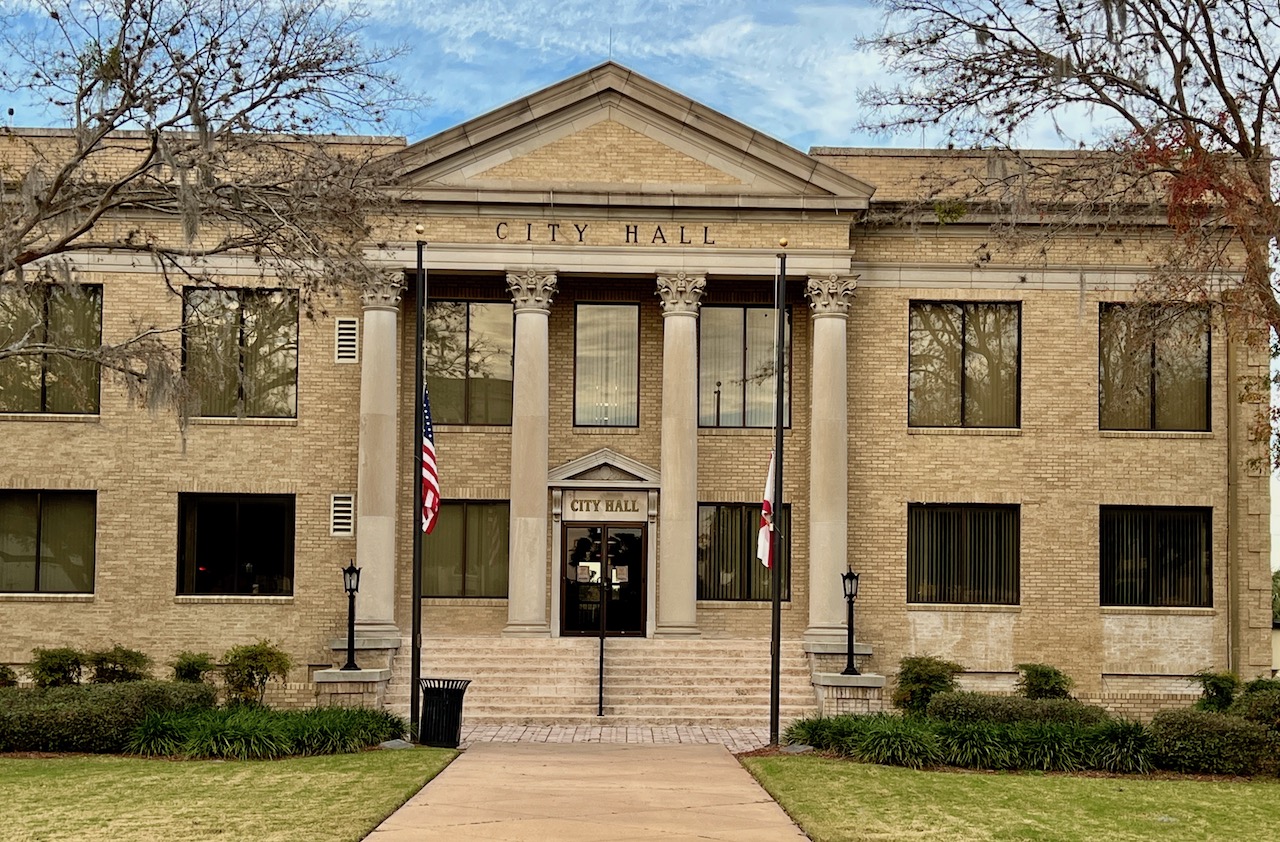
[1100,606,1215,616]
[908,427,1021,437]
[189,417,298,427]
[434,425,511,434]
[907,603,1021,613]
[573,427,641,435]
[1099,430,1213,440]
[0,413,100,423]
[699,428,795,437]
[696,600,792,610]
[0,593,95,602]
[421,597,507,607]
[174,595,294,605]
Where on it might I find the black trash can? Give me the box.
[418,678,471,748]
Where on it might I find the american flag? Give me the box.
[756,450,775,568]
[421,386,440,534]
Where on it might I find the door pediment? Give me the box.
[549,448,660,488]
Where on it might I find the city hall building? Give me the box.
[1,63,1272,722]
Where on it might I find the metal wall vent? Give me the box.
[335,318,359,363]
[330,494,355,537]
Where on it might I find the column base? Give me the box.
[802,625,849,652]
[354,621,402,648]
[503,622,551,637]
[654,623,701,638]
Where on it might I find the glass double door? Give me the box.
[562,524,645,636]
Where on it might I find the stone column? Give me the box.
[655,272,706,637]
[504,269,558,636]
[354,275,404,639]
[805,274,858,648]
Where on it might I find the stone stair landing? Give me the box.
[385,636,817,727]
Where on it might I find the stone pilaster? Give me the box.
[804,274,858,649]
[354,274,404,641]
[505,269,558,636]
[655,272,706,637]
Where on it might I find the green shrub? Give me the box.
[926,691,1109,726]
[891,655,963,716]
[171,651,217,683]
[29,647,84,688]
[851,716,942,769]
[0,665,18,688]
[222,640,292,706]
[1150,708,1271,776]
[1007,722,1090,772]
[0,681,216,753]
[937,722,1015,770]
[129,705,407,759]
[85,645,152,684]
[1015,663,1073,700]
[1087,718,1155,774]
[1241,677,1280,696]
[1227,688,1280,732]
[1192,670,1241,712]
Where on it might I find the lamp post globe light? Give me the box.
[841,570,860,676]
[341,561,361,671]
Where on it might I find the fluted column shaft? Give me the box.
[805,274,858,646]
[354,277,404,637]
[504,270,558,636]
[655,273,706,637]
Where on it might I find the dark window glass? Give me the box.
[421,501,510,597]
[699,307,791,427]
[184,289,298,418]
[1099,304,1209,431]
[575,304,639,426]
[908,504,1020,604]
[909,302,1020,428]
[178,494,295,595]
[0,491,96,593]
[1100,506,1211,607]
[424,301,514,425]
[0,284,101,413]
[696,503,790,601]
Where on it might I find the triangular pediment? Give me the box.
[395,62,873,210]
[548,448,660,486]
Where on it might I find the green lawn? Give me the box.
[744,754,1280,842]
[0,748,455,842]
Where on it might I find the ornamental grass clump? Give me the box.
[1088,718,1155,774]
[936,721,1015,770]
[851,716,942,769]
[128,706,407,759]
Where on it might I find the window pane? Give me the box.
[425,303,468,424]
[575,304,638,426]
[696,503,789,601]
[1154,310,1209,431]
[0,492,38,592]
[242,291,298,418]
[909,303,962,426]
[467,304,514,425]
[964,303,1018,427]
[909,504,1019,604]
[0,286,45,412]
[422,503,465,596]
[178,495,294,595]
[185,290,240,417]
[1102,507,1210,607]
[699,308,744,426]
[1099,305,1152,430]
[37,493,95,593]
[465,502,509,597]
[744,309,790,427]
[44,286,101,414]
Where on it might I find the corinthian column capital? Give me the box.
[361,273,405,311]
[655,272,707,317]
[805,274,859,318]
[506,269,558,314]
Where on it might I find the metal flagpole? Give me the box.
[410,228,427,741]
[769,242,787,746]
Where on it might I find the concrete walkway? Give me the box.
[370,742,808,841]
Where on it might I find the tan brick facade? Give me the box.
[1,62,1269,719]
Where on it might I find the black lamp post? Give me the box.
[341,561,361,671]
[841,570,860,676]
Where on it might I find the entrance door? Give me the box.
[562,524,645,636]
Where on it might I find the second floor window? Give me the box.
[1099,304,1209,431]
[575,303,639,426]
[699,306,791,427]
[184,288,298,418]
[425,301,514,425]
[0,284,101,414]
[909,301,1020,428]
